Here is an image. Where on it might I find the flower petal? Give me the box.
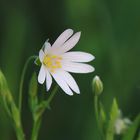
[62,61,95,73]
[51,29,74,49]
[56,70,80,94]
[56,32,81,54]
[51,71,73,95]
[38,65,46,84]
[46,69,52,91]
[39,50,45,62]
[62,51,95,62]
[44,42,51,54]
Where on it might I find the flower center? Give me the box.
[43,55,62,73]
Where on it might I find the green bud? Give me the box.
[92,75,103,95]
[29,72,38,98]
[29,72,38,113]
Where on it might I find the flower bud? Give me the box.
[29,72,38,98]
[92,75,103,95]
[28,72,39,115]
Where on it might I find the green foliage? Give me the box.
[28,72,58,140]
[0,70,11,115]
[94,95,140,140]
[106,99,119,140]
[0,70,25,140]
[28,72,49,121]
[122,114,140,140]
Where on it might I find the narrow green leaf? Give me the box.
[106,98,119,140]
[122,114,140,140]
[0,70,13,116]
[100,102,106,124]
[11,103,20,127]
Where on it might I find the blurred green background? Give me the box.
[0,0,140,139]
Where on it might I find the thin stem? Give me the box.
[46,85,58,105]
[31,85,59,140]
[19,56,37,113]
[94,95,104,140]
[14,123,25,140]
[31,119,42,140]
[94,95,99,124]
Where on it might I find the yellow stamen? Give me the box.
[43,55,62,73]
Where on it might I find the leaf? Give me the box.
[0,70,13,116]
[11,103,20,127]
[122,114,140,140]
[106,98,119,140]
[0,71,23,127]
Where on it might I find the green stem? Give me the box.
[31,119,42,140]
[11,103,25,140]
[94,95,104,140]
[46,85,58,105]
[14,123,25,140]
[19,56,37,113]
[31,85,59,140]
[94,95,99,124]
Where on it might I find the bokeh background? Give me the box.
[0,0,140,139]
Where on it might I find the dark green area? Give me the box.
[0,0,140,139]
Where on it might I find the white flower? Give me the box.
[38,29,95,95]
[115,110,132,135]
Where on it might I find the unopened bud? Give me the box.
[92,75,103,95]
[29,73,38,113]
[29,73,38,98]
